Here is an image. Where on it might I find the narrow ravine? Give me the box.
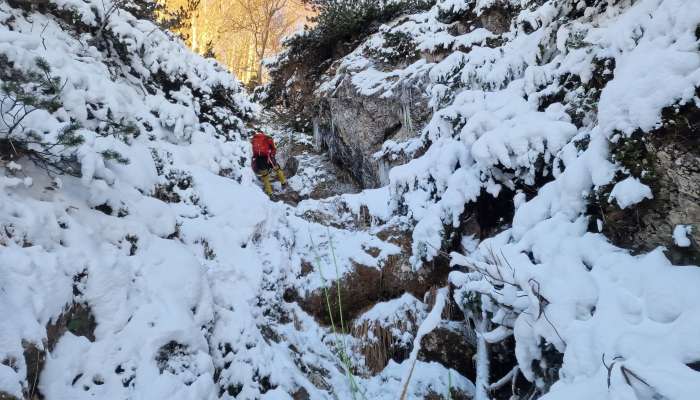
[1,0,700,399]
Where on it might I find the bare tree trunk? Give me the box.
[256,28,269,82]
[190,13,198,51]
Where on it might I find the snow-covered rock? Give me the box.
[673,225,692,248]
[608,176,653,209]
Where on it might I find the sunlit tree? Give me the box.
[161,0,311,84]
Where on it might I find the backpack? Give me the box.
[251,133,273,157]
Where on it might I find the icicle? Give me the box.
[330,112,336,136]
[325,111,337,158]
[400,84,414,136]
[312,117,322,151]
[377,158,391,187]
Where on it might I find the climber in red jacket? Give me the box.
[251,131,286,195]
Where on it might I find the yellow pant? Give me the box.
[260,167,286,195]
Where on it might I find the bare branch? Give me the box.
[489,366,519,392]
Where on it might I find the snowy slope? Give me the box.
[315,0,700,398]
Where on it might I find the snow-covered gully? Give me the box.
[1,0,700,399]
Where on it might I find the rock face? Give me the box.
[646,117,700,265]
[273,128,361,201]
[350,296,424,375]
[592,101,700,265]
[448,2,517,35]
[294,254,449,327]
[314,79,431,188]
[476,6,514,34]
[308,3,519,189]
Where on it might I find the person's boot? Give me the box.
[260,171,273,195]
[275,166,287,186]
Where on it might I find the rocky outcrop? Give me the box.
[293,256,449,327]
[590,99,700,265]
[15,301,97,400]
[290,223,446,325]
[445,1,517,35]
[350,297,424,375]
[476,5,515,34]
[309,1,521,189]
[314,78,431,188]
[288,222,483,378]
[417,323,475,380]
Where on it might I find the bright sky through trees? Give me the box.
[163,0,312,84]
